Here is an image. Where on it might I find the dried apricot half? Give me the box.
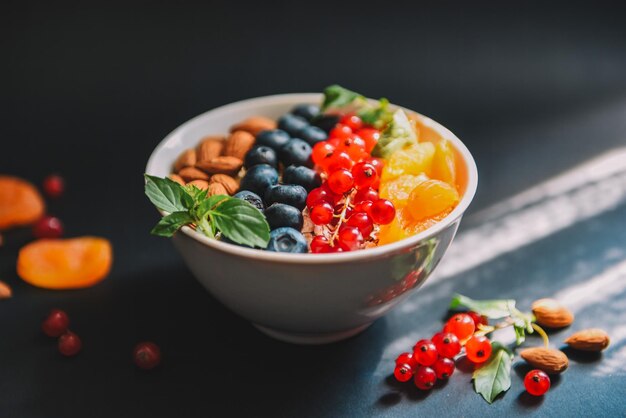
[17,237,112,289]
[0,176,45,229]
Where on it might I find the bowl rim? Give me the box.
[146,93,478,264]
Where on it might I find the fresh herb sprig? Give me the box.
[144,174,270,248]
[321,85,394,129]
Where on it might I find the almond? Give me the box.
[196,156,243,175]
[197,136,225,162]
[178,166,210,182]
[174,149,197,172]
[230,116,276,136]
[187,179,209,190]
[169,174,185,186]
[0,280,12,299]
[224,130,255,160]
[210,174,239,195]
[531,298,574,328]
[565,329,610,352]
[207,182,228,197]
[520,347,569,374]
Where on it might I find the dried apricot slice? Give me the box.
[406,179,460,222]
[17,237,112,289]
[0,176,45,229]
[431,140,457,187]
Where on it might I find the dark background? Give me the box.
[1,1,626,417]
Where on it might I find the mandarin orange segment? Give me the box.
[380,174,428,208]
[380,142,435,182]
[431,140,457,187]
[17,237,113,289]
[406,179,460,222]
[0,176,45,229]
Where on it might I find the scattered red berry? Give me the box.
[310,203,334,225]
[467,311,488,328]
[394,363,414,382]
[42,309,70,337]
[412,339,438,366]
[370,199,396,225]
[433,357,455,379]
[444,313,476,341]
[33,215,64,239]
[58,331,82,356]
[524,369,551,396]
[413,366,437,390]
[133,341,162,370]
[432,332,461,358]
[340,114,363,131]
[465,335,492,363]
[43,174,64,198]
[352,162,378,190]
[395,352,418,368]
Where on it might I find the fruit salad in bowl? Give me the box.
[145,86,477,343]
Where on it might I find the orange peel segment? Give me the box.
[0,176,45,229]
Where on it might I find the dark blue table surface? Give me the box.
[1,2,626,417]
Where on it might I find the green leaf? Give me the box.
[450,294,516,319]
[473,342,513,404]
[150,211,193,237]
[358,97,394,129]
[209,197,270,248]
[371,109,417,158]
[513,324,526,345]
[196,194,230,218]
[144,174,194,213]
[321,85,362,111]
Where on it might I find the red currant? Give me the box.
[58,331,82,356]
[467,311,488,328]
[352,162,378,190]
[365,157,385,176]
[353,200,374,216]
[337,136,367,161]
[394,363,414,382]
[340,114,363,131]
[312,141,335,166]
[433,357,455,379]
[306,187,332,208]
[42,309,70,337]
[444,313,476,341]
[395,352,418,368]
[346,212,374,237]
[412,339,438,366]
[43,174,65,198]
[33,215,64,239]
[310,235,332,253]
[370,199,396,225]
[465,335,492,363]
[310,203,334,225]
[337,226,363,251]
[432,332,461,358]
[327,169,354,194]
[354,187,379,203]
[133,341,162,370]
[413,366,437,390]
[326,151,354,173]
[329,124,352,140]
[524,369,551,396]
[357,128,380,153]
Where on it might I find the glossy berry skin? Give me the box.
[357,129,381,153]
[133,342,162,370]
[327,169,354,194]
[465,335,492,363]
[395,352,418,368]
[264,184,308,211]
[354,187,379,203]
[267,227,308,253]
[306,187,333,208]
[346,212,374,237]
[233,190,265,213]
[524,370,551,396]
[336,136,367,161]
[310,203,334,225]
[326,151,354,173]
[353,200,374,217]
[43,174,65,198]
[394,363,414,382]
[337,226,363,251]
[310,235,331,253]
[444,313,476,341]
[291,104,319,122]
[283,165,321,192]
[414,366,437,390]
[278,113,309,137]
[329,124,353,140]
[352,162,378,190]
[433,357,455,379]
[432,332,461,358]
[413,339,439,366]
[240,164,279,197]
[370,199,396,225]
[255,129,291,151]
[365,156,384,176]
[42,309,70,337]
[340,114,363,131]
[244,146,278,169]
[299,125,328,146]
[33,216,64,239]
[264,203,303,231]
[312,142,335,166]
[58,331,82,357]
[467,311,489,328]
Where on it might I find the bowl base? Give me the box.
[253,323,372,345]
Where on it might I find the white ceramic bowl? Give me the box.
[146,93,478,344]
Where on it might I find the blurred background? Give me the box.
[1,1,626,417]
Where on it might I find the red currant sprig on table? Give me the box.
[308,116,395,253]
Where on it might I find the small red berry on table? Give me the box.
[465,335,492,363]
[467,311,488,328]
[412,339,438,366]
[133,341,161,370]
[33,216,64,239]
[394,363,414,382]
[432,331,461,358]
[413,366,437,390]
[524,369,551,396]
[395,352,418,368]
[444,313,476,341]
[433,357,455,379]
[43,174,65,198]
[42,309,70,337]
[58,331,82,356]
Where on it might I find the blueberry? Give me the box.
[264,184,308,211]
[278,114,309,137]
[291,104,319,122]
[264,203,303,231]
[312,114,340,133]
[239,164,279,197]
[299,125,328,146]
[233,190,265,213]
[283,165,322,192]
[267,227,308,253]
[255,129,291,151]
[244,146,277,169]
[279,138,313,168]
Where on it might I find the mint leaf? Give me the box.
[196,194,230,218]
[321,85,362,111]
[473,342,513,404]
[150,211,193,237]
[371,109,417,158]
[450,294,516,319]
[144,174,193,213]
[358,97,393,129]
[209,197,270,248]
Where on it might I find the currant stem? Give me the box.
[531,323,550,348]
[330,194,352,246]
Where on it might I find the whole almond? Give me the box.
[178,166,210,182]
[224,130,255,160]
[196,156,243,175]
[210,174,239,195]
[169,173,185,186]
[197,136,225,162]
[565,329,610,352]
[187,179,209,190]
[0,280,12,299]
[174,149,197,172]
[207,182,228,197]
[531,298,574,328]
[520,347,569,374]
[230,116,276,136]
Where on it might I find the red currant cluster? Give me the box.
[33,174,66,239]
[307,115,396,252]
[393,311,493,389]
